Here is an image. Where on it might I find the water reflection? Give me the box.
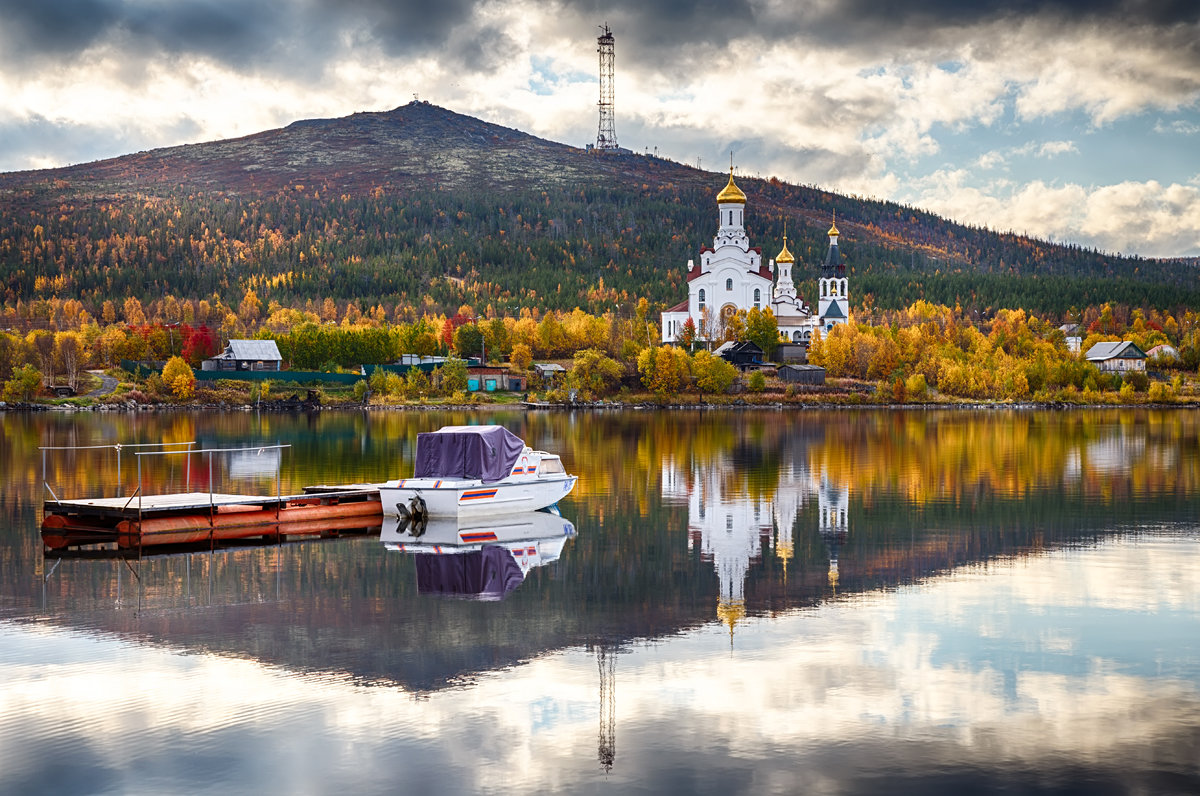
[381,511,576,600]
[1,409,1198,793]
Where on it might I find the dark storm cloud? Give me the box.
[551,0,1200,70]
[0,0,122,57]
[2,0,1198,79]
[0,0,483,75]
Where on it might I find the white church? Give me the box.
[660,168,849,347]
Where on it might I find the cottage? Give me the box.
[1085,341,1147,373]
[1146,344,1180,363]
[203,339,283,372]
[714,340,765,368]
[777,364,826,385]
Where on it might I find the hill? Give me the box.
[1,101,1197,321]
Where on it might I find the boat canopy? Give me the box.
[414,546,525,600]
[413,425,526,483]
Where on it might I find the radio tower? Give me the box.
[596,24,618,151]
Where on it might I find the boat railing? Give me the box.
[128,444,292,530]
[39,441,198,506]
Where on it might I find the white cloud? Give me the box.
[1037,140,1077,158]
[899,171,1200,257]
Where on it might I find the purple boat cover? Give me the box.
[413,425,526,483]
[414,546,526,600]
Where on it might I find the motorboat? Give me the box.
[379,425,577,519]
[381,510,577,599]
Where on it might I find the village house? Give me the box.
[203,339,283,372]
[1085,341,1147,373]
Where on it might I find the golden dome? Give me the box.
[828,212,840,237]
[716,599,746,630]
[716,168,746,204]
[776,235,795,264]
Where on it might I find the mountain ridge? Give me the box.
[0,101,1196,315]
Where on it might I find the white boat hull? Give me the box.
[379,474,577,518]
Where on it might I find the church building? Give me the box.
[660,168,848,347]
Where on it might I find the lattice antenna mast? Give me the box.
[597,644,617,771]
[596,24,618,150]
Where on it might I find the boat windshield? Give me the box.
[538,457,565,475]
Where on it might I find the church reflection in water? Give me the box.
[380,511,576,600]
[662,456,849,636]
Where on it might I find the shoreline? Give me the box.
[3,398,1196,413]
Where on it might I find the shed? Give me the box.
[775,342,808,364]
[534,363,567,385]
[467,366,506,392]
[1085,341,1147,373]
[777,364,826,385]
[204,339,283,372]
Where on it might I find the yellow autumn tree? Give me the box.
[162,356,195,400]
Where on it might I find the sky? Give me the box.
[1,0,1199,259]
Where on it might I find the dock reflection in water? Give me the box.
[381,511,576,600]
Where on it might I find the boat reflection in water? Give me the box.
[381,510,576,600]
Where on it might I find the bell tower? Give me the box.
[818,214,848,331]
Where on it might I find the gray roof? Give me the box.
[779,364,825,372]
[534,363,567,373]
[217,339,282,361]
[1085,341,1146,361]
[822,300,845,320]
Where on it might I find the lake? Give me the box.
[1,407,1198,795]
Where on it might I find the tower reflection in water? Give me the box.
[663,455,849,638]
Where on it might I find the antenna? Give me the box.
[596,24,618,151]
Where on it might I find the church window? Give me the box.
[753,288,761,308]
[793,331,802,342]
[726,278,733,291]
[698,288,706,309]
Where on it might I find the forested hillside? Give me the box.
[1,101,1196,327]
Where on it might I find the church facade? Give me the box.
[660,169,849,347]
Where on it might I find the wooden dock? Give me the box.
[42,488,384,550]
[38,442,390,552]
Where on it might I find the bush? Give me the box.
[1122,370,1149,392]
[3,364,43,401]
[747,371,766,393]
[352,379,369,401]
[905,372,928,400]
[161,356,196,400]
[1147,381,1172,402]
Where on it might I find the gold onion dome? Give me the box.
[716,169,746,204]
[776,235,795,264]
[828,213,840,237]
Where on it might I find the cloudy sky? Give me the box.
[2,0,1199,258]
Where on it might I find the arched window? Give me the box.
[753,288,761,308]
[698,288,706,309]
[726,278,733,291]
[793,331,802,342]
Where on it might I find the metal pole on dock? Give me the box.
[209,453,215,550]
[276,446,282,543]
[137,455,143,558]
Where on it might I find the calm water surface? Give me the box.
[1,408,1198,794]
